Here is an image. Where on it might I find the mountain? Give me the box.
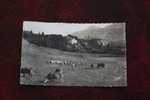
[71,23,126,42]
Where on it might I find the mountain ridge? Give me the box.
[71,23,126,42]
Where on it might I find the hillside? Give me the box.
[23,31,126,56]
[72,23,126,42]
[20,39,127,86]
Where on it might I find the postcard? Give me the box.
[20,21,127,87]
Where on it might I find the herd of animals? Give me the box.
[20,58,105,84]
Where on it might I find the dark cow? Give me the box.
[44,68,63,83]
[20,68,32,77]
[90,64,94,68]
[90,63,105,69]
[97,63,105,68]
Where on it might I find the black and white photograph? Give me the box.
[20,21,127,87]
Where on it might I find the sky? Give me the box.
[23,21,113,36]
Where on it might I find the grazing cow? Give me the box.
[48,60,63,65]
[64,60,69,65]
[90,64,94,68]
[90,63,105,69]
[71,63,77,70]
[44,68,63,84]
[20,68,32,77]
[97,63,105,68]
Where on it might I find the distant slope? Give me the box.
[71,23,126,42]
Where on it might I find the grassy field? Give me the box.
[20,39,127,87]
